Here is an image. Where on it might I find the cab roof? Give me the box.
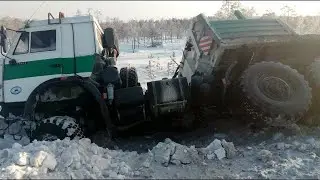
[26,15,98,28]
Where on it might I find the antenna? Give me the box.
[25,1,47,26]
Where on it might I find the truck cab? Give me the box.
[0,12,105,116]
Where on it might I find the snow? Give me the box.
[2,125,320,179]
[0,137,238,179]
[1,39,320,178]
[116,39,185,90]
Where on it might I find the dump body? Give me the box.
[179,13,320,83]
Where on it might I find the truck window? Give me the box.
[13,32,29,55]
[30,30,56,53]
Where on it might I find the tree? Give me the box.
[147,19,158,43]
[76,9,82,16]
[87,8,94,15]
[214,0,256,20]
[280,5,297,27]
[281,5,297,17]
[261,9,276,19]
[94,10,103,24]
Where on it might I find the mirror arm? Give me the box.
[6,28,26,33]
[0,48,16,64]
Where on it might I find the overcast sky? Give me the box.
[0,1,319,21]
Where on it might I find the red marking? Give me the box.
[60,77,67,80]
[199,35,213,55]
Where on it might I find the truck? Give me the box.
[0,11,319,141]
[176,10,320,127]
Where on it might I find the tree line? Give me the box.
[1,1,320,44]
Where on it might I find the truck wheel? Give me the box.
[120,67,138,88]
[306,59,320,88]
[32,116,84,141]
[305,59,320,125]
[239,61,312,126]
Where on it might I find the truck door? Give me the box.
[3,26,62,103]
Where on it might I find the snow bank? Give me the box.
[0,115,32,149]
[0,137,237,179]
[0,138,142,179]
[1,130,320,179]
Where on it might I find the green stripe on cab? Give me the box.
[4,55,95,80]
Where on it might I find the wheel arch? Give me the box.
[23,76,113,136]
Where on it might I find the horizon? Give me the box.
[0,1,320,22]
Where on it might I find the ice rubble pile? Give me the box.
[0,137,237,179]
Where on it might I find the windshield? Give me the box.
[13,31,29,55]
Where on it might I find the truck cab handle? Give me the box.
[49,63,62,68]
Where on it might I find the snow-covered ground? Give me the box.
[1,39,320,179]
[116,39,185,90]
[2,119,320,179]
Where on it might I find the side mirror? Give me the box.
[0,25,8,53]
[102,28,119,57]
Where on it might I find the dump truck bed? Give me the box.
[218,33,320,49]
[179,13,320,80]
[208,18,312,48]
[209,19,296,39]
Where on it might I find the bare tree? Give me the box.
[87,8,94,16]
[94,10,103,24]
[76,9,82,16]
[214,0,256,19]
[281,5,297,17]
[261,9,276,19]
[280,5,297,27]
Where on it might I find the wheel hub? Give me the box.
[258,76,291,101]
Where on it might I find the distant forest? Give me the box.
[1,1,320,44]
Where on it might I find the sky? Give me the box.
[0,1,320,21]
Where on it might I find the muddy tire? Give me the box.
[239,61,312,127]
[32,116,84,141]
[120,67,138,88]
[305,59,320,125]
[306,59,320,108]
[306,59,320,88]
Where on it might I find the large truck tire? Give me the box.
[31,116,84,141]
[120,67,138,88]
[306,59,320,88]
[305,59,320,125]
[238,61,312,127]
